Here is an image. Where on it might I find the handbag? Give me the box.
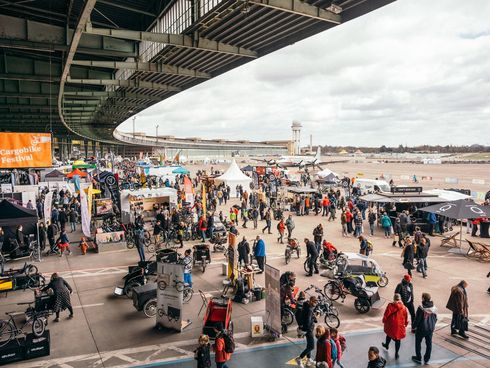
[459,316,469,331]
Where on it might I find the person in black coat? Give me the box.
[194,334,212,368]
[367,346,386,368]
[401,238,414,276]
[16,225,25,248]
[296,296,318,367]
[58,208,68,231]
[395,275,416,330]
[305,238,319,276]
[412,292,437,365]
[38,222,47,251]
[47,221,58,254]
[42,272,73,322]
[237,236,250,267]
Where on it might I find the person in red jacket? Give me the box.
[198,215,207,242]
[213,323,231,368]
[315,325,333,368]
[345,210,354,234]
[381,293,408,360]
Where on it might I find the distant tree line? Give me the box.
[316,144,490,154]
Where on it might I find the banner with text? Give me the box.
[265,264,281,337]
[0,132,52,168]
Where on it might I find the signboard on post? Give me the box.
[0,133,52,168]
[265,264,281,337]
[391,186,423,194]
[156,262,185,332]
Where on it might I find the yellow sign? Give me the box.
[0,132,52,168]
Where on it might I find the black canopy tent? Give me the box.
[0,200,39,258]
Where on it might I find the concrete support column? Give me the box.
[84,139,89,158]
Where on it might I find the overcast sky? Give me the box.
[119,0,490,147]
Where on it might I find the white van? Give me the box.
[354,178,391,194]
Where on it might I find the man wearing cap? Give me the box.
[395,275,416,331]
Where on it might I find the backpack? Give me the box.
[367,240,374,251]
[330,338,338,361]
[338,335,347,352]
[222,333,235,353]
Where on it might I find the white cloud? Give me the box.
[118,0,490,147]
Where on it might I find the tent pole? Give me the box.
[36,220,41,262]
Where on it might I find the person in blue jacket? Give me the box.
[427,213,437,236]
[253,235,266,273]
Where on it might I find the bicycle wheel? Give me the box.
[175,282,185,292]
[32,317,46,337]
[183,288,194,303]
[324,282,341,301]
[281,308,294,326]
[324,313,340,329]
[146,243,155,253]
[377,275,389,287]
[26,264,38,276]
[303,259,309,273]
[157,280,167,290]
[0,320,15,348]
[143,299,157,318]
[126,240,135,249]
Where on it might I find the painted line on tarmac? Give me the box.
[72,303,105,309]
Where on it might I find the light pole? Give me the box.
[132,116,136,138]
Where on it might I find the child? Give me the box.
[194,334,211,368]
[56,230,71,256]
[79,237,89,255]
[330,328,346,368]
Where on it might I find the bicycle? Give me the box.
[285,238,301,264]
[303,256,320,273]
[323,274,374,314]
[157,279,194,303]
[0,302,48,347]
[28,240,41,262]
[304,285,340,328]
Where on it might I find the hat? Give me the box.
[403,274,412,282]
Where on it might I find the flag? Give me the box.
[87,185,93,218]
[183,176,194,206]
[201,182,207,215]
[43,191,53,224]
[80,186,91,237]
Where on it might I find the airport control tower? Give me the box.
[291,121,302,155]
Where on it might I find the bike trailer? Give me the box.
[132,283,157,311]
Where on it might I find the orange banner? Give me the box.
[0,133,52,168]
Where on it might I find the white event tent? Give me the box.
[214,159,252,197]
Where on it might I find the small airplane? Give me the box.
[252,147,344,170]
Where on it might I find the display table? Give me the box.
[95,230,126,252]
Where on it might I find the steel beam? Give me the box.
[96,0,155,17]
[84,24,257,58]
[0,92,56,99]
[58,0,97,139]
[0,14,137,57]
[66,78,181,92]
[0,74,61,83]
[63,91,165,101]
[248,0,341,23]
[71,60,211,79]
